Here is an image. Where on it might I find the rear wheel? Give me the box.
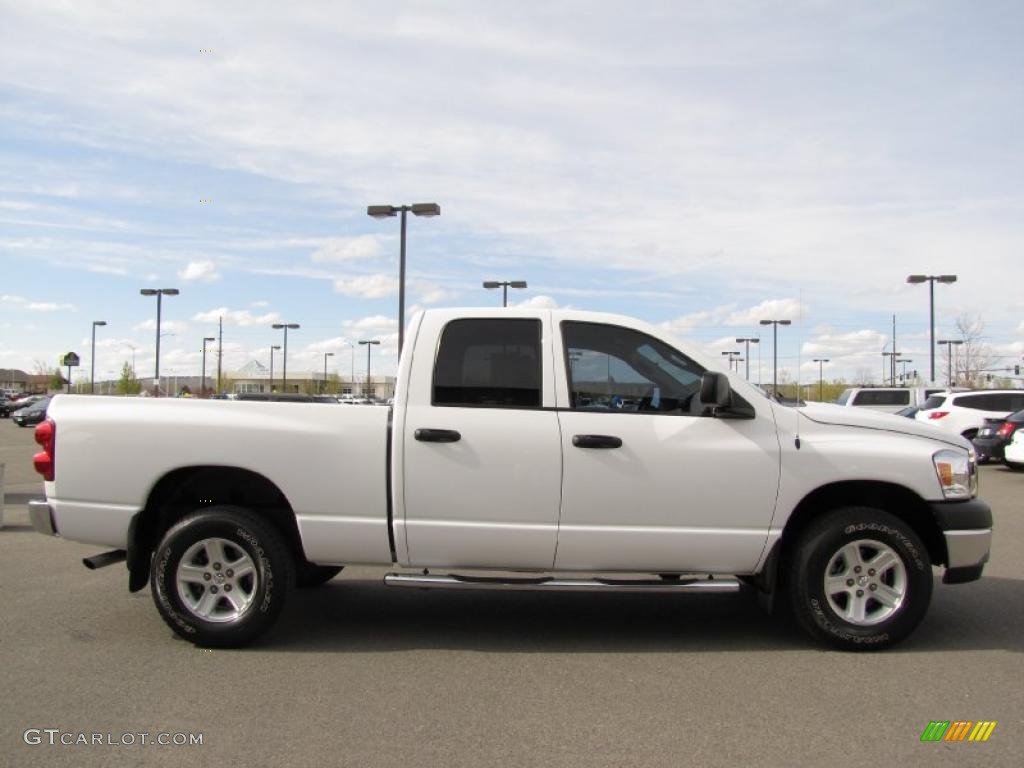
[150,506,294,647]
[785,507,932,650]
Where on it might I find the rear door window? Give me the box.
[433,319,542,408]
[922,395,947,410]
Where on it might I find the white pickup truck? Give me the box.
[29,308,992,650]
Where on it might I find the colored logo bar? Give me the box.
[920,721,996,742]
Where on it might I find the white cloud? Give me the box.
[192,307,281,326]
[661,304,736,334]
[726,299,804,327]
[178,260,220,282]
[250,300,269,308]
[310,235,385,263]
[343,315,398,334]
[333,274,396,299]
[415,283,459,305]
[512,295,559,309]
[2,294,76,311]
[133,319,189,332]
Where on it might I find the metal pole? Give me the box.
[398,208,407,357]
[929,279,935,384]
[202,343,207,397]
[154,292,163,396]
[270,347,275,393]
[217,316,223,395]
[503,284,508,307]
[323,353,329,394]
[772,323,778,395]
[744,341,750,380]
[282,327,289,392]
[91,324,97,394]
[366,343,372,397]
[892,314,896,386]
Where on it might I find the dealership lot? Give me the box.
[2,419,1022,767]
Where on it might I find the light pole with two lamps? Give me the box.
[359,340,380,399]
[759,319,791,396]
[140,288,179,396]
[812,358,830,401]
[367,202,441,357]
[735,337,759,380]
[483,280,527,307]
[201,337,215,397]
[938,339,963,387]
[272,323,300,393]
[323,352,335,394]
[906,274,957,384]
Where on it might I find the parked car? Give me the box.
[972,409,1024,464]
[12,396,51,427]
[915,390,1024,439]
[1004,429,1024,471]
[28,308,990,651]
[3,393,44,416]
[835,387,953,414]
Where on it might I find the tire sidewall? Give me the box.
[151,507,289,646]
[791,508,932,649]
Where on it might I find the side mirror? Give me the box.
[700,372,731,408]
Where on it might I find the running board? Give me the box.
[383,573,740,593]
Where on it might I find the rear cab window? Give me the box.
[850,390,910,406]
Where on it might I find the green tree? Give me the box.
[116,361,142,395]
[50,366,65,392]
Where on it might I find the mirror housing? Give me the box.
[700,372,731,408]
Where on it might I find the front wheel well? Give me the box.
[128,466,304,591]
[778,481,947,571]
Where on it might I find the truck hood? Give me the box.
[796,402,969,449]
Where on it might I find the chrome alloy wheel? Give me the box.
[824,539,907,626]
[176,538,258,622]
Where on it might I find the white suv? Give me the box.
[834,386,951,413]
[915,389,1024,438]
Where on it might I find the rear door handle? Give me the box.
[415,428,462,443]
[572,434,622,449]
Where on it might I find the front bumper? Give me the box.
[28,500,56,536]
[929,498,992,584]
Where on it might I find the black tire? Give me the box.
[295,564,343,588]
[785,506,932,651]
[150,506,294,647]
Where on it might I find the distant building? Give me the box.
[0,368,30,392]
[229,360,395,398]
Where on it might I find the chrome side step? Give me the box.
[383,573,740,593]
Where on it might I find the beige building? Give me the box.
[228,360,395,398]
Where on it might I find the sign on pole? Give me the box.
[62,352,80,393]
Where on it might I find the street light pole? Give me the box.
[735,337,760,380]
[897,358,913,384]
[140,288,179,396]
[344,341,355,395]
[272,323,300,393]
[813,358,830,401]
[906,274,957,384]
[938,339,963,387]
[90,320,107,394]
[368,202,441,358]
[721,350,740,372]
[483,280,528,307]
[269,345,280,393]
[201,336,215,397]
[359,339,380,399]
[323,352,335,394]
[759,319,792,396]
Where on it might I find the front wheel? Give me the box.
[785,507,932,650]
[150,506,294,647]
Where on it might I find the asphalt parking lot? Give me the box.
[1,418,1022,767]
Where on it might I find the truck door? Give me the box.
[553,320,781,574]
[399,313,562,569]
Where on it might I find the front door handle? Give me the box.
[415,428,462,443]
[572,434,622,449]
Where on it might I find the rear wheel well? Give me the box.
[129,466,305,591]
[778,481,947,572]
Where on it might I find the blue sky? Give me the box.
[1,1,1022,387]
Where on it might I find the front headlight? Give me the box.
[933,449,976,499]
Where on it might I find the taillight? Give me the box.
[998,422,1018,439]
[33,418,55,481]
[928,411,949,420]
